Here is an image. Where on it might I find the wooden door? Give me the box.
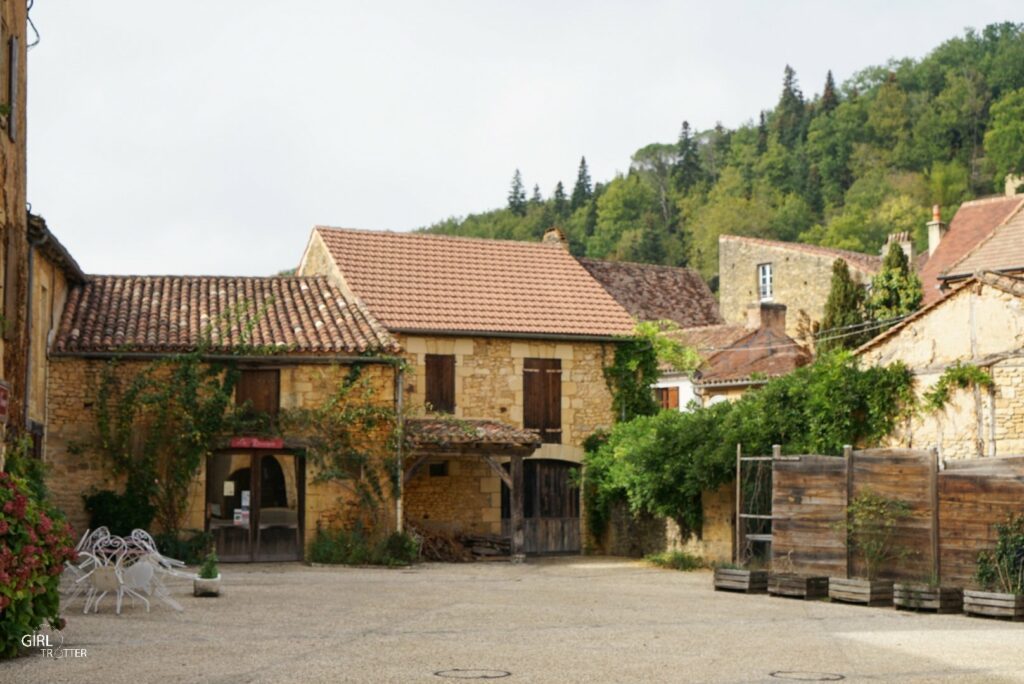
[501,459,581,554]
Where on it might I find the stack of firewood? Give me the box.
[458,533,511,558]
[407,522,475,562]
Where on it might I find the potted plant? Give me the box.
[193,551,221,597]
[769,556,828,599]
[829,490,910,606]
[893,575,962,613]
[714,562,768,594]
[964,513,1024,620]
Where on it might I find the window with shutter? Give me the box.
[654,387,680,410]
[236,369,281,419]
[524,358,561,444]
[425,354,455,413]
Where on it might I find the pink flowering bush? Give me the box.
[0,471,76,658]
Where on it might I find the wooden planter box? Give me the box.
[963,590,1024,620]
[893,583,962,613]
[713,568,768,593]
[828,577,893,606]
[768,573,829,599]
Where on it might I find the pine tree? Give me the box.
[821,70,839,114]
[530,184,542,205]
[508,169,527,216]
[757,111,768,155]
[674,120,704,190]
[570,157,593,210]
[552,181,568,217]
[818,259,868,353]
[868,242,923,322]
[775,65,806,148]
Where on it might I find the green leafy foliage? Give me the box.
[868,242,923,322]
[585,353,914,542]
[198,551,220,580]
[153,530,213,565]
[923,362,994,411]
[0,472,77,659]
[308,526,420,567]
[976,513,1024,594]
[645,550,705,571]
[818,259,868,353]
[422,24,1024,274]
[836,490,911,581]
[603,323,700,422]
[82,489,155,537]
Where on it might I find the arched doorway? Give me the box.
[501,459,581,554]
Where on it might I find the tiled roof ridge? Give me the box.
[957,195,1024,209]
[719,235,882,271]
[578,256,700,273]
[942,201,1024,278]
[316,225,574,251]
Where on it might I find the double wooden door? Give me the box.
[501,459,581,554]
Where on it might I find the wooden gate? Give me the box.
[502,459,581,554]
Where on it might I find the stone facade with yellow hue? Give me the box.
[44,355,398,546]
[28,243,74,426]
[858,277,1024,460]
[399,334,616,536]
[718,236,875,339]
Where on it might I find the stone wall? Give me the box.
[28,250,71,425]
[718,236,874,339]
[44,356,397,545]
[403,457,501,535]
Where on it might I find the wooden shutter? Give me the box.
[425,354,455,413]
[524,358,561,444]
[236,369,280,418]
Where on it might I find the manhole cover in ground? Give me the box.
[435,669,511,679]
[770,672,845,682]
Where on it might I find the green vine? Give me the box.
[923,362,994,412]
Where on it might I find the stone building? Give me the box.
[45,274,402,562]
[856,271,1024,460]
[298,226,635,553]
[718,235,881,340]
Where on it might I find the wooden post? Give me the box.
[929,448,940,584]
[844,445,853,579]
[511,455,525,563]
[735,444,742,564]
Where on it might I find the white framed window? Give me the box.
[757,263,773,301]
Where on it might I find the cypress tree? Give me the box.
[570,157,593,210]
[818,259,868,353]
[508,169,527,216]
[674,120,704,190]
[530,184,542,205]
[821,70,839,114]
[868,242,923,322]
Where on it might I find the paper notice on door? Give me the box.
[241,490,250,508]
[223,481,235,496]
[233,509,250,528]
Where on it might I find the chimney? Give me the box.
[882,231,914,264]
[542,227,569,250]
[746,302,786,335]
[1006,174,1024,197]
[927,204,947,257]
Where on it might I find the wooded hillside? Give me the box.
[422,23,1024,287]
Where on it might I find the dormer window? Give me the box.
[758,263,773,302]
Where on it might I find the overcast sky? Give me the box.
[27,1,1017,276]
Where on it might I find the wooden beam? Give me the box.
[735,444,742,564]
[844,444,853,579]
[480,453,513,488]
[511,455,525,563]
[402,454,431,486]
[929,447,940,584]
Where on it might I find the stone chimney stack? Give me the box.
[746,302,786,334]
[1006,174,1023,197]
[542,227,569,250]
[882,231,914,264]
[927,204,947,257]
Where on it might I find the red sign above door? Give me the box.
[229,436,285,450]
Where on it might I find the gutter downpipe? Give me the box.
[24,229,48,427]
[395,364,404,534]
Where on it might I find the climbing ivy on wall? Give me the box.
[923,362,994,412]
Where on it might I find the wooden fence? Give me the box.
[771,448,1024,588]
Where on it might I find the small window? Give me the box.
[236,369,281,419]
[428,461,449,477]
[654,387,679,411]
[758,263,773,301]
[425,354,456,413]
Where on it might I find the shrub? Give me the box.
[976,513,1024,595]
[82,489,155,537]
[198,551,219,580]
[153,530,213,565]
[308,527,419,567]
[836,490,911,581]
[645,550,704,571]
[0,472,77,659]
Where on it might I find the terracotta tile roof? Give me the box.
[405,418,542,451]
[944,204,1024,278]
[670,323,750,354]
[918,195,1024,305]
[696,327,810,386]
[719,235,882,274]
[53,275,399,355]
[577,258,722,327]
[854,271,1024,354]
[311,227,636,337]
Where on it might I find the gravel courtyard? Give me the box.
[4,557,1023,683]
